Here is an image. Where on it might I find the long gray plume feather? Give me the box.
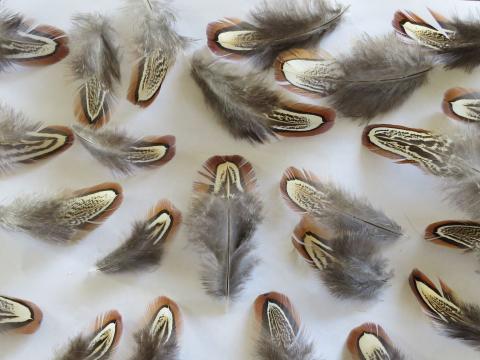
[256,330,317,360]
[188,192,262,300]
[131,329,179,360]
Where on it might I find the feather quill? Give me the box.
[0,5,68,70]
[425,220,480,258]
[95,200,181,273]
[0,103,73,173]
[126,0,188,107]
[410,269,480,350]
[275,34,434,120]
[207,0,347,68]
[292,216,393,300]
[187,155,263,301]
[55,310,122,360]
[393,10,480,71]
[443,87,480,123]
[347,323,405,360]
[69,14,121,128]
[73,125,175,176]
[0,182,123,243]
[130,296,181,360]
[280,167,403,241]
[191,49,335,143]
[253,292,316,360]
[0,295,42,334]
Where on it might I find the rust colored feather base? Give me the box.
[0,295,43,334]
[443,87,480,123]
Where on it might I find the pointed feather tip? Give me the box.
[148,199,182,241]
[206,18,251,60]
[425,220,479,250]
[346,323,392,359]
[137,134,177,167]
[292,215,332,264]
[93,310,123,349]
[20,125,74,163]
[253,292,299,328]
[9,297,43,335]
[145,296,182,336]
[409,268,443,314]
[279,166,319,213]
[74,89,110,129]
[442,87,480,123]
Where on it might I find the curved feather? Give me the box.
[0,182,123,243]
[275,34,433,120]
[207,0,347,68]
[0,103,73,173]
[425,220,480,257]
[191,49,335,143]
[55,310,122,360]
[187,155,263,301]
[253,292,316,360]
[96,200,181,273]
[73,125,175,176]
[409,269,480,350]
[443,87,480,123]
[0,295,43,334]
[69,13,121,128]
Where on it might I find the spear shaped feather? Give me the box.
[187,155,263,301]
[0,295,43,334]
[443,87,480,123]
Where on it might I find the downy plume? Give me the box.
[253,292,316,360]
[394,9,480,71]
[0,295,43,334]
[130,296,181,360]
[191,49,335,143]
[73,125,176,176]
[280,167,403,242]
[363,124,480,219]
[275,34,434,120]
[187,155,263,301]
[55,310,122,360]
[0,103,73,173]
[96,200,181,273]
[126,0,189,107]
[207,0,347,68]
[443,87,480,123]
[69,13,121,128]
[347,323,405,360]
[0,5,68,70]
[410,269,480,350]
[0,182,123,243]
[292,216,393,300]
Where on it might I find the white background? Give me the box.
[1,0,480,359]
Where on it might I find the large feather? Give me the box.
[275,34,433,120]
[0,103,73,173]
[280,167,403,242]
[0,182,123,243]
[73,125,176,176]
[443,87,480,123]
[187,155,263,301]
[0,295,43,334]
[347,323,405,360]
[207,0,347,68]
[393,10,480,71]
[96,200,181,273]
[55,310,122,360]
[292,216,393,300]
[253,292,316,360]
[130,297,181,360]
[410,269,480,350]
[191,49,335,143]
[69,14,121,128]
[125,0,188,107]
[0,5,68,70]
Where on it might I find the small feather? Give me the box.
[96,200,181,273]
[187,155,263,301]
[425,220,480,251]
[191,49,335,143]
[69,13,121,128]
[443,87,480,123]
[0,103,73,173]
[55,310,122,360]
[0,182,123,243]
[73,125,175,176]
[0,295,43,334]
[409,269,480,350]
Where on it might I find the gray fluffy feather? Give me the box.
[0,7,27,71]
[188,192,263,300]
[130,328,179,360]
[55,337,92,360]
[246,0,346,68]
[256,330,317,360]
[191,50,279,143]
[440,302,480,350]
[328,34,433,120]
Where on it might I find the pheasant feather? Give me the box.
[0,295,42,334]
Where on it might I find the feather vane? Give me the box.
[0,295,42,334]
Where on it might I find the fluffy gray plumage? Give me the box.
[328,34,433,120]
[246,0,346,68]
[256,330,316,360]
[440,302,480,350]
[188,192,263,300]
[0,7,26,71]
[55,337,92,360]
[130,328,179,360]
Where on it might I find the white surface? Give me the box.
[0,0,480,359]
